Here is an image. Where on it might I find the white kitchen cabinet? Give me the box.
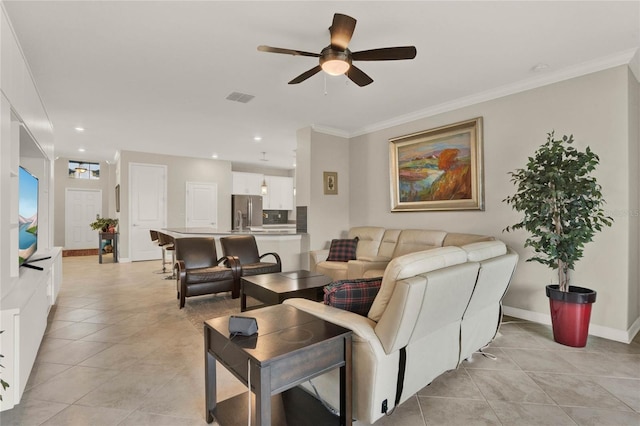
[264,176,294,210]
[232,172,264,195]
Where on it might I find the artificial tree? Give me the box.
[504,131,612,291]
[504,131,612,346]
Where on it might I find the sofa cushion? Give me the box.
[316,261,349,281]
[348,226,385,259]
[362,269,385,279]
[368,246,468,322]
[324,277,383,316]
[377,229,402,259]
[392,230,447,257]
[443,232,494,247]
[326,237,359,262]
[462,240,506,261]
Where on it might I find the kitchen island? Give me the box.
[160,227,309,271]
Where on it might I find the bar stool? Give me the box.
[157,232,176,279]
[150,230,165,274]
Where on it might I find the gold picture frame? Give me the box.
[323,171,338,195]
[389,117,484,211]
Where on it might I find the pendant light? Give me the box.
[261,178,268,195]
[260,152,268,195]
[75,163,87,173]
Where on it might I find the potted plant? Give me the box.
[504,131,612,347]
[89,217,119,232]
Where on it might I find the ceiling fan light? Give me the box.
[321,59,350,76]
[319,47,352,76]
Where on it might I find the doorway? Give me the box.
[129,163,167,261]
[65,188,102,249]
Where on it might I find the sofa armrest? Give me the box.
[309,249,330,272]
[347,260,391,279]
[357,255,391,262]
[259,251,282,266]
[284,298,381,345]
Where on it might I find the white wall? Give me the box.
[117,150,232,259]
[298,128,351,250]
[0,4,57,409]
[52,158,115,247]
[343,66,637,336]
[629,68,640,326]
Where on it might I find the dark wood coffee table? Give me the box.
[204,304,352,425]
[240,270,332,312]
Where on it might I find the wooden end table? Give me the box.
[240,270,332,312]
[98,231,118,263]
[204,304,352,426]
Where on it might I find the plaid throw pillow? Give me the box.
[326,237,359,262]
[324,277,382,316]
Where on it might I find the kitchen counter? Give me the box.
[159,227,308,271]
[162,227,301,236]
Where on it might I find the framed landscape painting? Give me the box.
[389,117,484,211]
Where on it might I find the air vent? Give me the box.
[226,92,255,103]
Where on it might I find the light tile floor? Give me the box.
[1,255,639,425]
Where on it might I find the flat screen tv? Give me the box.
[18,165,39,267]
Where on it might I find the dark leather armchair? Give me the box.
[220,235,282,278]
[174,237,240,309]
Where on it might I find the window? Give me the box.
[68,160,100,179]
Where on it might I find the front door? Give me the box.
[65,188,102,249]
[130,163,166,261]
[186,182,218,228]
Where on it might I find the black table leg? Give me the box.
[205,331,217,423]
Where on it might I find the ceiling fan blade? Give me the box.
[257,45,320,58]
[330,13,356,50]
[346,65,373,87]
[288,65,322,84]
[352,46,417,61]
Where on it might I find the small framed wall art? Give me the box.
[323,171,338,195]
[389,117,484,211]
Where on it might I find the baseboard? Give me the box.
[503,305,639,344]
[62,249,99,257]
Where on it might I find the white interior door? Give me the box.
[65,189,102,249]
[186,182,218,228]
[130,163,167,261]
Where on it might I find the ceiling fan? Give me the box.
[258,13,417,87]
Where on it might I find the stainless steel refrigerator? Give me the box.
[231,195,263,230]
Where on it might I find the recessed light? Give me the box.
[78,148,86,152]
[254,136,262,142]
[211,153,218,159]
[74,127,85,132]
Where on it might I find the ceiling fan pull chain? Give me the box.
[324,74,328,96]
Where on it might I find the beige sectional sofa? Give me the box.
[287,239,518,424]
[310,226,495,280]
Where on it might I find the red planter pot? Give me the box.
[546,285,596,348]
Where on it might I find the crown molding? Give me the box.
[310,124,350,139]
[351,48,639,138]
